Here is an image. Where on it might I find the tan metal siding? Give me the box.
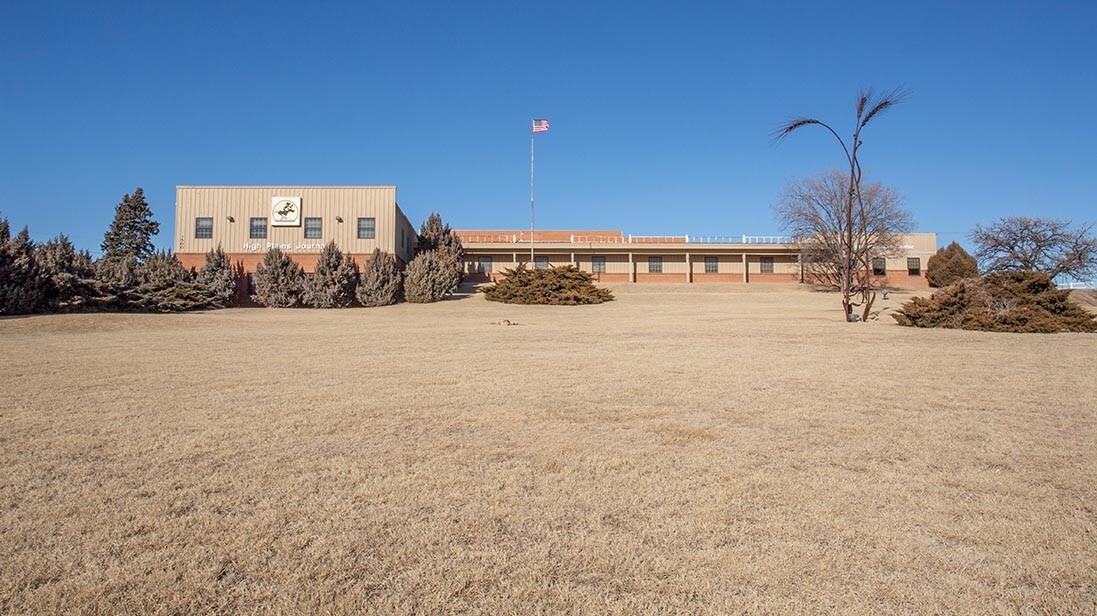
[175,186,399,257]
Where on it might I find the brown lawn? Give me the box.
[1,284,1095,614]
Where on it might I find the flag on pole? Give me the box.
[532,118,550,133]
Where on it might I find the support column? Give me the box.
[798,252,804,283]
[629,252,635,283]
[743,253,749,283]
[685,252,692,283]
[571,252,576,267]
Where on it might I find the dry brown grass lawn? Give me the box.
[2,284,1096,614]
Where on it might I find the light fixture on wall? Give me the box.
[336,216,344,223]
[226,215,235,222]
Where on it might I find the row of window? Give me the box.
[471,256,923,276]
[194,217,377,240]
[871,257,921,276]
[471,255,778,274]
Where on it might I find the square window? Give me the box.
[648,256,662,273]
[704,256,718,274]
[907,257,921,276]
[760,256,774,274]
[592,256,606,274]
[194,217,213,239]
[249,217,267,239]
[304,217,322,239]
[357,217,376,239]
[872,257,887,277]
[534,256,549,270]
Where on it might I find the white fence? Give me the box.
[460,233,793,245]
[1058,281,1095,290]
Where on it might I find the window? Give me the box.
[249,217,267,239]
[477,256,492,273]
[357,217,376,239]
[592,256,606,273]
[760,256,774,274]
[534,256,549,270]
[907,257,921,276]
[304,217,322,239]
[705,256,718,273]
[194,217,213,239]
[872,257,887,277]
[648,256,662,273]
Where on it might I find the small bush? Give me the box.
[252,248,303,308]
[892,270,1097,333]
[926,241,979,288]
[197,245,241,308]
[481,264,614,305]
[357,248,403,307]
[302,242,359,308]
[404,249,459,303]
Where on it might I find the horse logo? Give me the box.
[270,197,301,226]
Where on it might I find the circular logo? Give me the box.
[273,199,298,221]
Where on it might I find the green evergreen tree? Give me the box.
[196,245,240,308]
[123,251,217,312]
[98,188,160,285]
[417,212,465,283]
[302,241,359,308]
[252,247,304,307]
[356,248,403,307]
[0,216,48,314]
[926,241,979,288]
[404,249,460,303]
[36,234,107,312]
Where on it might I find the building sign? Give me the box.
[271,196,301,226]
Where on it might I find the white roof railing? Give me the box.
[458,233,794,245]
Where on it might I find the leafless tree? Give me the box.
[971,217,1097,281]
[776,170,914,320]
[775,87,909,321]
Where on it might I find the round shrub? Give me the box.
[481,264,614,305]
[357,249,403,307]
[926,241,979,288]
[252,248,303,308]
[404,249,460,303]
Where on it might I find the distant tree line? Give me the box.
[0,189,466,315]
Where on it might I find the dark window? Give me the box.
[705,256,718,273]
[760,256,774,274]
[194,217,213,239]
[648,256,662,273]
[592,256,606,273]
[872,257,887,276]
[249,217,267,239]
[907,257,921,276]
[534,256,549,270]
[477,256,492,273]
[357,217,376,239]
[304,217,322,239]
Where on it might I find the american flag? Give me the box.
[532,118,550,133]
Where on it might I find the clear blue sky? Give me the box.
[2,1,1094,255]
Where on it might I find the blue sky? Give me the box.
[1,1,1094,255]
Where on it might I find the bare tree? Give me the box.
[776,170,914,319]
[971,217,1097,281]
[775,87,909,321]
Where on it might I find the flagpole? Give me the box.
[530,121,535,264]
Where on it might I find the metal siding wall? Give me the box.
[175,187,398,256]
